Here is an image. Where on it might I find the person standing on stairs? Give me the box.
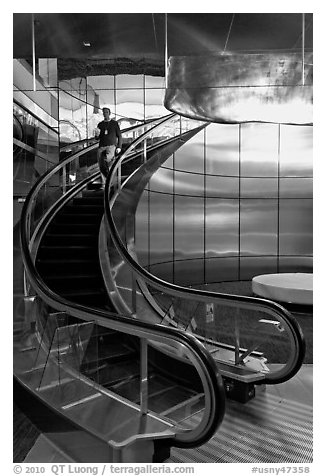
[95,107,122,188]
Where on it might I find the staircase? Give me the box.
[36,186,111,310]
[32,182,209,461]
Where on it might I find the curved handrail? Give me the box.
[19,113,226,449]
[59,115,167,153]
[104,118,306,386]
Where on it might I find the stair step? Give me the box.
[54,214,101,225]
[36,259,99,275]
[63,205,102,215]
[44,272,100,281]
[74,197,104,206]
[45,223,97,234]
[37,245,95,259]
[41,234,96,246]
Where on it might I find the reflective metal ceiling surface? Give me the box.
[13,13,313,60]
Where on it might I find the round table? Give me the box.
[252,273,313,305]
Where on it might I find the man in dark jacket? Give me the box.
[95,107,122,187]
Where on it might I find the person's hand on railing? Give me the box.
[116,147,121,154]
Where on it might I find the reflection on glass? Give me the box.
[174,129,205,174]
[206,175,238,198]
[240,199,278,256]
[174,171,204,196]
[116,89,144,120]
[87,75,115,90]
[174,259,204,286]
[145,89,168,119]
[279,199,313,255]
[206,199,239,258]
[149,168,174,194]
[205,257,239,282]
[174,196,204,260]
[205,123,239,176]
[145,76,165,89]
[278,256,313,273]
[116,74,144,89]
[240,123,279,177]
[240,178,278,198]
[279,178,313,198]
[280,125,313,177]
[149,193,173,266]
[135,191,149,267]
[240,257,278,280]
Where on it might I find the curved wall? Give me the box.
[135,122,313,286]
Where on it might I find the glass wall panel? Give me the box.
[240,199,278,256]
[278,256,313,273]
[206,176,238,198]
[174,259,204,286]
[149,262,173,282]
[174,171,204,196]
[279,199,313,255]
[135,191,149,267]
[205,257,239,283]
[59,90,87,142]
[240,257,278,281]
[116,89,144,121]
[164,156,174,169]
[174,196,204,260]
[13,103,59,197]
[145,88,168,120]
[279,178,313,198]
[240,177,278,198]
[116,74,144,89]
[205,123,240,176]
[92,90,115,111]
[145,76,165,88]
[87,75,115,90]
[149,192,173,265]
[240,123,279,177]
[280,125,313,177]
[205,199,239,258]
[14,90,59,129]
[174,129,205,174]
[149,168,174,194]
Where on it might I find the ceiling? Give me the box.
[14,13,313,59]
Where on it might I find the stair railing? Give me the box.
[104,118,306,387]
[19,113,226,450]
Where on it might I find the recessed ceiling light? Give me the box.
[83,41,91,47]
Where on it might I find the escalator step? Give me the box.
[74,197,103,206]
[54,214,101,225]
[45,223,97,234]
[37,245,95,259]
[36,259,98,275]
[41,234,97,247]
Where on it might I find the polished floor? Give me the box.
[14,364,312,464]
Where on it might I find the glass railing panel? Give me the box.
[35,321,98,408]
[139,282,298,381]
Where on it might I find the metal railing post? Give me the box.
[62,164,67,194]
[143,140,147,163]
[140,338,148,414]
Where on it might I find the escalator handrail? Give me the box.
[104,117,306,386]
[59,115,169,153]
[19,113,226,449]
